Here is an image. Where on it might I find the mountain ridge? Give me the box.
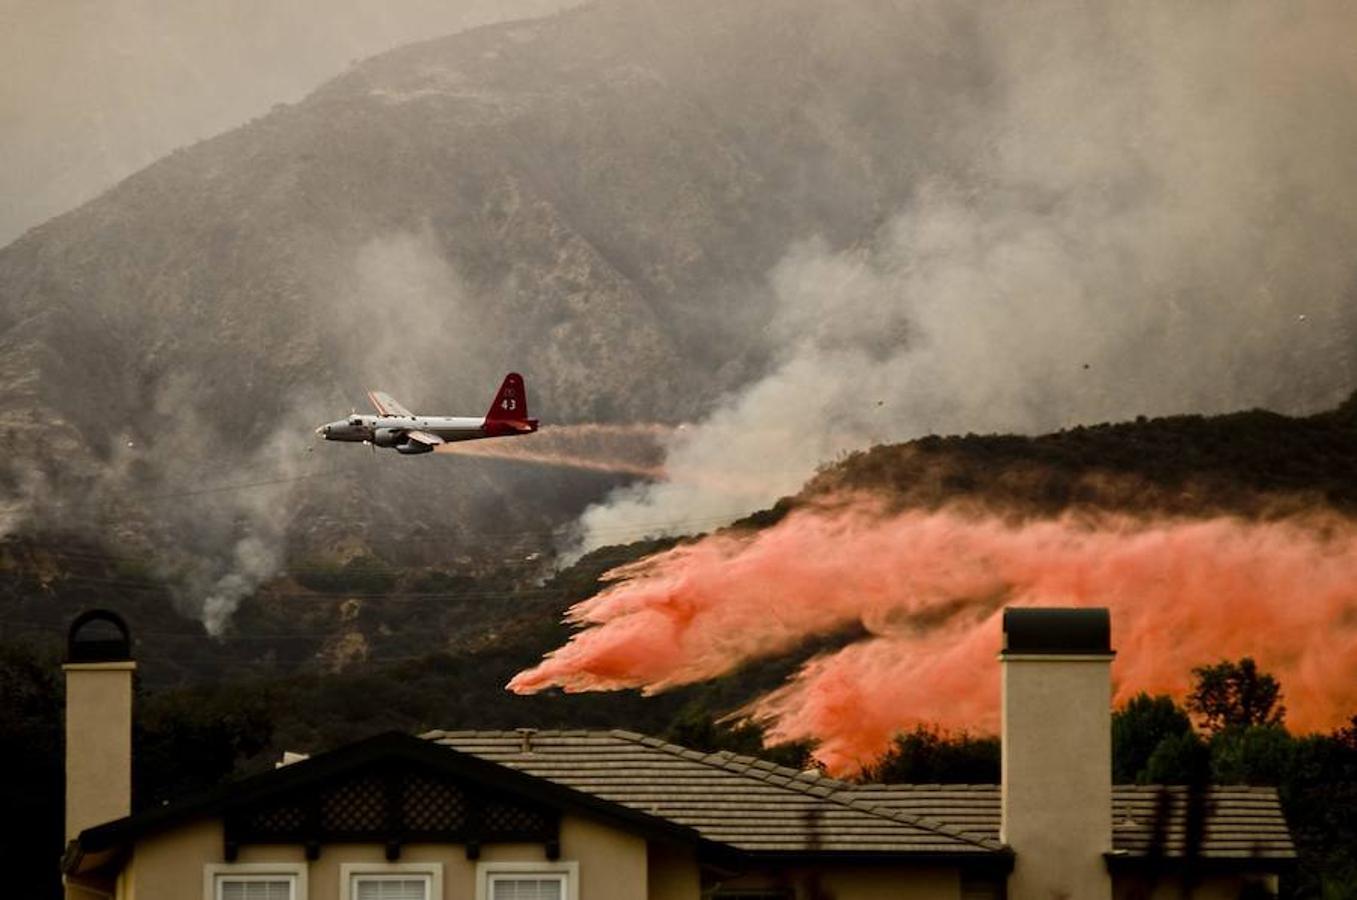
[4,395,1353,690]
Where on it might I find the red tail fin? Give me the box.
[485,372,530,422]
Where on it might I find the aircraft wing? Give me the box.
[368,390,415,418]
[405,430,445,449]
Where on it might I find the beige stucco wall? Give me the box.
[1002,654,1114,900]
[712,865,959,900]
[122,812,647,900]
[64,661,136,842]
[123,818,222,900]
[647,840,699,900]
[118,815,976,900]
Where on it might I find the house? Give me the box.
[60,607,1294,900]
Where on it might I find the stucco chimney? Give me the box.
[64,610,136,842]
[1000,607,1114,900]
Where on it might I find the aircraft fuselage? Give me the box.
[319,415,504,446]
[315,373,538,455]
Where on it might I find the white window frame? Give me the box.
[204,862,308,900]
[475,861,578,900]
[339,862,443,900]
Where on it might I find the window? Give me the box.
[220,881,293,900]
[353,875,430,900]
[204,864,306,900]
[340,863,442,900]
[487,874,565,900]
[476,861,578,900]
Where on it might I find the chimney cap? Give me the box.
[66,609,132,663]
[1002,607,1113,656]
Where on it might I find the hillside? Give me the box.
[0,0,985,624]
[795,393,1357,520]
[4,394,1352,691]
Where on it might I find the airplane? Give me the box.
[315,373,538,455]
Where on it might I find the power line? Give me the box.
[0,621,545,668]
[0,571,584,601]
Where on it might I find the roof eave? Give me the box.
[1104,851,1298,876]
[61,837,124,878]
[702,846,1015,873]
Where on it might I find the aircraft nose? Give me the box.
[315,425,328,437]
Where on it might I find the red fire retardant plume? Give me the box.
[509,499,1357,774]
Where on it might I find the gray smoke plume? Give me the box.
[0,227,497,634]
[163,229,497,633]
[105,377,329,636]
[574,0,1357,551]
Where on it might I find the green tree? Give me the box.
[1281,719,1357,900]
[1143,730,1210,785]
[1187,658,1285,734]
[663,705,811,770]
[867,726,1000,784]
[1113,692,1195,783]
[135,684,276,808]
[1210,725,1295,786]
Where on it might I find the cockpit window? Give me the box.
[349,418,361,426]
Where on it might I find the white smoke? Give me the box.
[175,229,492,634]
[334,229,493,406]
[574,1,1357,551]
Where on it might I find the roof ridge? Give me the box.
[423,729,631,742]
[840,797,1008,852]
[849,783,1001,791]
[607,730,846,785]
[608,731,1007,854]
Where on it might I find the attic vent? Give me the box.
[322,776,386,833]
[226,766,558,855]
[482,798,551,839]
[402,774,467,831]
[247,802,307,835]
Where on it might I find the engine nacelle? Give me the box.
[372,427,404,448]
[395,441,434,455]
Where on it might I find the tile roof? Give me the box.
[423,729,1004,856]
[848,784,1295,861]
[425,729,1295,862]
[1110,785,1296,861]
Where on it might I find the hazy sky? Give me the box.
[0,0,576,247]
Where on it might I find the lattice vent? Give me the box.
[402,774,467,832]
[247,802,307,835]
[320,775,387,832]
[482,799,549,839]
